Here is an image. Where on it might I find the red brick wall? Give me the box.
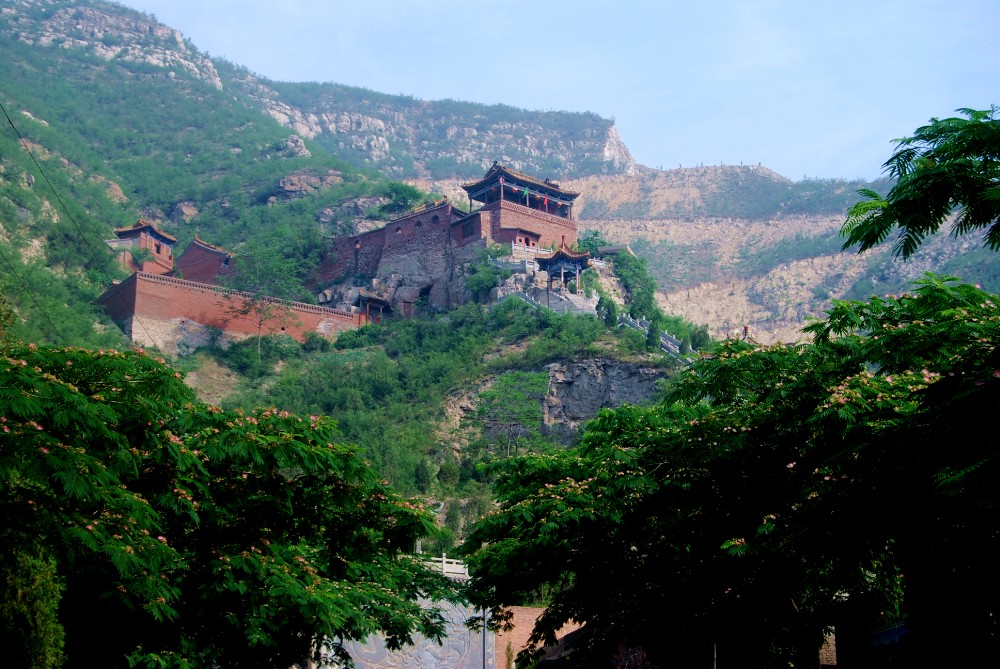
[109,237,173,275]
[317,227,387,284]
[384,208,453,257]
[315,202,465,285]
[494,606,581,669]
[99,273,364,351]
[450,212,488,246]
[98,273,140,323]
[487,201,578,248]
[174,241,234,284]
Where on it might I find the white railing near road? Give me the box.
[426,554,469,579]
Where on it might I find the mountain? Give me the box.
[564,167,1000,342]
[1,0,997,350]
[243,76,637,180]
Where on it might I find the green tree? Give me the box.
[1,342,457,668]
[576,229,608,254]
[596,293,618,327]
[611,251,659,321]
[842,106,1000,258]
[0,548,65,669]
[465,275,1000,668]
[221,241,304,362]
[464,250,512,304]
[0,290,15,344]
[469,371,549,457]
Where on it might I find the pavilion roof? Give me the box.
[535,241,592,269]
[461,162,579,203]
[114,219,177,243]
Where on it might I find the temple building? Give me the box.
[99,163,596,353]
[315,162,592,316]
[99,221,364,354]
[106,220,176,275]
[458,161,580,249]
[535,242,593,302]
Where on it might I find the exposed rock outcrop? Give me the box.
[3,1,636,183]
[12,3,222,90]
[543,358,663,442]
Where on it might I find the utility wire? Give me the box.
[0,243,65,345]
[1,97,158,347]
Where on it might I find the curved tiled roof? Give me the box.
[191,235,233,257]
[114,219,177,243]
[536,240,592,267]
[462,162,580,201]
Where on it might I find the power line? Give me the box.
[0,97,159,347]
[0,243,65,345]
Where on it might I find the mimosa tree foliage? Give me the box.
[1,340,456,668]
[842,107,1000,258]
[465,275,1000,668]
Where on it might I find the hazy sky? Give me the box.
[116,0,997,181]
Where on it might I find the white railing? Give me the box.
[425,555,469,579]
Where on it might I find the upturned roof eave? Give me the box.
[461,163,580,201]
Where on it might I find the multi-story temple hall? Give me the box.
[314,162,592,317]
[458,161,581,250]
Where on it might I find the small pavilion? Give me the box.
[106,219,176,275]
[535,239,592,306]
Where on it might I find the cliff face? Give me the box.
[442,357,665,452]
[542,358,663,442]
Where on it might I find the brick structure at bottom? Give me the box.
[99,272,365,355]
[494,606,582,669]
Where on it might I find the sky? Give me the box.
[116,0,998,181]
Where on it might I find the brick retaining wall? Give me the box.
[99,272,364,353]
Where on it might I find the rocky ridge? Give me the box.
[235,73,638,180]
[543,358,662,441]
[6,1,222,90]
[438,357,665,453]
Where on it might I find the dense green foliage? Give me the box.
[465,275,1000,668]
[466,371,550,458]
[214,302,629,494]
[464,248,513,304]
[1,337,457,668]
[843,107,1000,258]
[609,251,711,352]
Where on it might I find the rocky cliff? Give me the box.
[236,75,637,180]
[4,1,635,181]
[6,1,223,90]
[442,357,665,451]
[543,357,663,442]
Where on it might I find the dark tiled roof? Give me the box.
[113,219,177,243]
[536,239,591,262]
[462,162,580,200]
[191,235,233,257]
